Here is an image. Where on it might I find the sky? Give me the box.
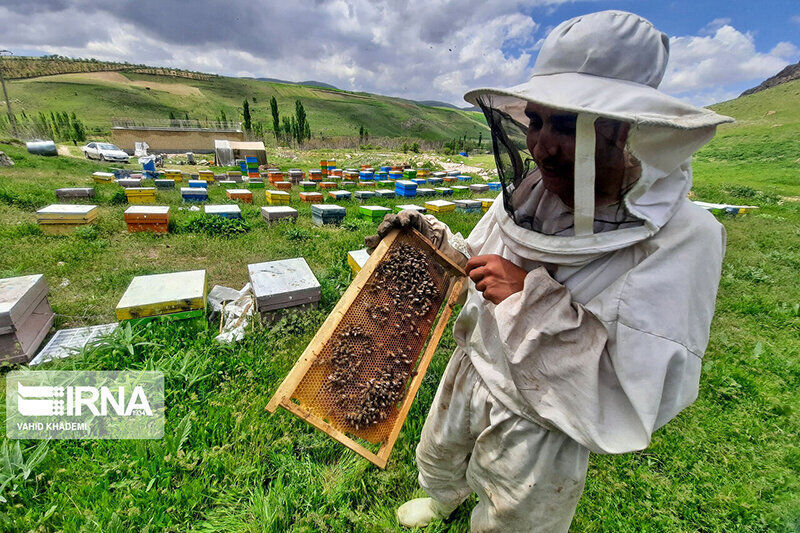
[0,0,798,107]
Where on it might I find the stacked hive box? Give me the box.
[470,183,489,193]
[375,189,395,198]
[266,190,291,206]
[154,179,175,189]
[417,168,431,179]
[56,187,95,199]
[205,205,242,219]
[395,180,418,197]
[198,170,215,183]
[346,249,370,275]
[403,169,417,180]
[115,270,207,327]
[359,171,374,181]
[36,204,98,235]
[320,160,328,177]
[0,274,55,364]
[124,206,170,233]
[118,178,142,188]
[164,169,183,182]
[329,190,351,201]
[389,170,403,181]
[246,156,259,179]
[331,169,343,178]
[358,205,391,222]
[300,192,323,203]
[248,258,321,317]
[425,199,455,213]
[309,169,323,182]
[311,204,346,225]
[288,169,304,184]
[455,199,482,213]
[226,189,253,203]
[181,187,208,203]
[394,204,426,214]
[92,171,114,183]
[478,198,495,212]
[374,172,389,181]
[125,187,156,204]
[261,206,298,222]
[327,159,336,174]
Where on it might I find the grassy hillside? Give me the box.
[0,81,797,531]
[5,70,488,142]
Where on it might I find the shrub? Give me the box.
[182,215,249,237]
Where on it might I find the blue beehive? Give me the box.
[434,187,453,196]
[374,171,388,180]
[395,180,417,198]
[488,182,502,191]
[359,171,374,181]
[188,180,206,188]
[205,204,242,220]
[457,175,472,182]
[311,204,346,226]
[181,187,208,203]
[411,178,427,185]
[427,177,443,185]
[380,166,391,172]
[455,199,482,213]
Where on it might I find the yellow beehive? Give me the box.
[425,199,455,213]
[198,170,215,183]
[92,172,114,183]
[125,187,156,204]
[266,190,291,205]
[479,198,495,212]
[36,204,98,235]
[164,169,183,182]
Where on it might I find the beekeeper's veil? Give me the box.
[464,10,733,264]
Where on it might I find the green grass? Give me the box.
[0,80,798,531]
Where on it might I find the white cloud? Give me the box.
[770,41,800,59]
[792,15,800,24]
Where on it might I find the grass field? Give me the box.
[0,80,798,532]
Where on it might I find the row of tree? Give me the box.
[267,97,311,145]
[0,110,87,142]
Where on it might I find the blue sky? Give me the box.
[0,1,797,107]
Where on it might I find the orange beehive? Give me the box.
[226,188,253,203]
[275,181,292,190]
[268,170,284,184]
[124,206,170,234]
[331,169,343,178]
[300,192,323,203]
[319,181,336,190]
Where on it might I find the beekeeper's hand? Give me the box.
[364,210,468,269]
[465,254,528,304]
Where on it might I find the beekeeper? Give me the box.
[365,10,732,532]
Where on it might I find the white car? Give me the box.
[82,142,130,163]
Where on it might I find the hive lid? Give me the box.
[248,258,321,307]
[37,204,98,217]
[360,206,391,213]
[30,323,118,366]
[426,200,455,208]
[395,180,417,188]
[455,199,482,208]
[347,248,370,269]
[261,206,298,216]
[227,188,251,195]
[116,270,207,320]
[56,187,94,195]
[0,274,48,329]
[181,187,207,194]
[267,190,291,197]
[205,204,241,215]
[311,204,346,214]
[124,206,169,215]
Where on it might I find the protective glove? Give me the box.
[364,209,468,269]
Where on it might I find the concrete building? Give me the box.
[111,121,244,154]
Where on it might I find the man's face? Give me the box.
[524,102,631,207]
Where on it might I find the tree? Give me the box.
[270,96,280,141]
[294,100,307,143]
[169,111,176,120]
[242,99,252,131]
[478,131,482,148]
[304,121,311,140]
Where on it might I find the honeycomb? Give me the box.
[292,231,452,444]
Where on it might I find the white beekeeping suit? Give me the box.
[396,10,733,532]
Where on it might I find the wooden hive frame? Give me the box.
[267,228,466,468]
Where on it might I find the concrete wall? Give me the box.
[111,127,244,154]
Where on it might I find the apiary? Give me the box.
[288,169,304,184]
[261,206,298,222]
[354,190,376,200]
[125,187,156,204]
[488,182,502,191]
[56,187,95,199]
[403,169,417,179]
[347,248,370,275]
[248,179,265,189]
[455,199,482,213]
[375,189,395,199]
[117,178,142,188]
[311,204,346,225]
[416,187,435,197]
[226,188,253,203]
[154,179,176,189]
[164,169,183,181]
[267,228,466,468]
[309,169,323,182]
[329,190,352,201]
[92,171,114,183]
[393,204,426,214]
[300,181,317,191]
[188,179,206,188]
[124,205,170,233]
[319,181,336,190]
[395,180,417,197]
[0,274,55,364]
[115,270,207,327]
[359,171,374,181]
[205,204,242,220]
[275,181,292,191]
[457,175,473,182]
[425,199,455,213]
[300,191,323,203]
[434,187,453,196]
[427,177,443,185]
[198,170,215,183]
[470,183,489,193]
[248,257,321,314]
[411,178,427,186]
[36,204,98,235]
[478,197,496,212]
[181,187,208,203]
[358,205,392,222]
[266,190,291,205]
[452,185,470,192]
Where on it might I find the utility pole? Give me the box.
[0,50,17,137]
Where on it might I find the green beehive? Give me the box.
[358,205,392,222]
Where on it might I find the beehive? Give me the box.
[358,205,392,222]
[125,187,156,204]
[300,191,324,203]
[478,197,496,212]
[434,187,453,196]
[376,179,394,187]
[395,180,417,197]
[226,170,243,182]
[488,182,502,191]
[388,170,403,181]
[329,190,352,201]
[249,257,321,314]
[164,169,183,182]
[354,190,376,200]
[300,181,317,191]
[205,204,242,219]
[446,170,460,176]
[117,178,142,188]
[411,178,427,186]
[455,199,482,213]
[470,183,489,193]
[375,189,396,199]
[248,179,265,189]
[268,170,284,184]
[267,229,466,468]
[416,169,431,178]
[56,187,95,199]
[309,169,323,182]
[451,185,470,192]
[432,171,446,179]
[442,176,458,183]
[275,181,292,191]
[320,160,328,177]
[92,172,114,183]
[198,170,215,183]
[330,169,343,178]
[319,181,336,190]
[403,169,417,179]
[427,177,443,185]
[188,179,206,188]
[154,179,176,189]
[457,175,473,182]
[266,190,291,205]
[0,274,54,364]
[393,204,426,214]
[311,204,346,225]
[344,170,359,181]
[124,205,170,233]
[181,187,208,203]
[340,181,355,188]
[425,199,455,213]
[261,206,298,222]
[416,187,435,197]
[36,204,98,235]
[116,270,207,326]
[359,171,374,181]
[347,248,370,275]
[226,188,253,203]
[374,171,389,181]
[288,169,304,184]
